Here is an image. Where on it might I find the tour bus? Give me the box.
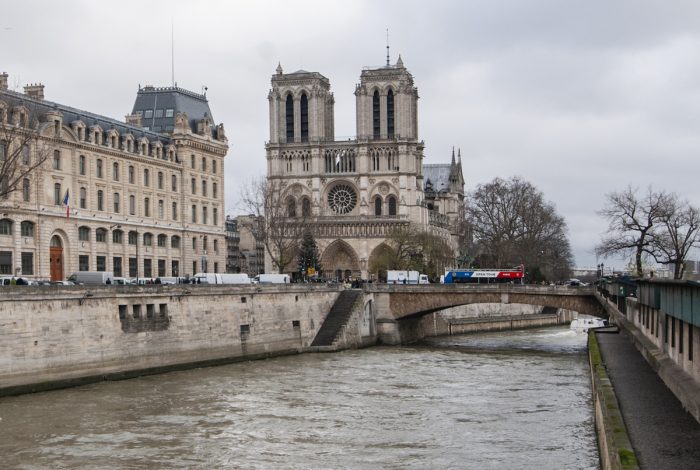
[442,265,524,284]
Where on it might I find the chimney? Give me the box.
[24,83,45,100]
[125,112,143,127]
[0,72,8,91]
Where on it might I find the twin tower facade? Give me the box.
[265,57,464,280]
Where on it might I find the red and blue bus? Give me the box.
[442,265,524,284]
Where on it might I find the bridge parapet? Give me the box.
[363,284,603,320]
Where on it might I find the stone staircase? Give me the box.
[310,289,362,347]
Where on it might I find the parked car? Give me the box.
[50,280,76,286]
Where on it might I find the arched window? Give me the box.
[143,168,150,186]
[128,231,137,245]
[372,90,380,139]
[113,192,120,213]
[129,195,135,215]
[53,150,61,170]
[302,197,311,217]
[0,218,12,235]
[387,89,395,138]
[285,94,294,142]
[287,198,296,217]
[96,159,103,178]
[144,197,150,217]
[22,178,30,202]
[20,221,34,237]
[54,183,61,205]
[157,234,167,247]
[96,228,107,242]
[143,233,153,246]
[171,235,181,249]
[113,162,119,181]
[79,187,87,209]
[97,190,104,211]
[78,226,90,241]
[112,229,123,244]
[388,196,397,216]
[374,197,382,216]
[300,93,309,142]
[128,165,135,184]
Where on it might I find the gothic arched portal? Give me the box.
[321,239,359,281]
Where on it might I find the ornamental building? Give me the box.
[265,56,464,280]
[0,73,228,281]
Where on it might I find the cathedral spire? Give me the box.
[396,54,404,68]
[276,62,283,75]
[458,148,462,164]
[386,28,390,66]
[451,146,456,165]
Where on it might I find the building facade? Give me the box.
[225,214,265,276]
[0,73,227,280]
[265,57,464,280]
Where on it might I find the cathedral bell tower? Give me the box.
[354,55,419,141]
[268,63,335,144]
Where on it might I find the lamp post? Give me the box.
[109,224,121,277]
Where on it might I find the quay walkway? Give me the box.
[595,329,700,469]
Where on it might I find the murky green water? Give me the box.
[0,326,598,469]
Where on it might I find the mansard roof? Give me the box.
[0,88,170,144]
[131,85,216,135]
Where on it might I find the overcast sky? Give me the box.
[3,0,699,269]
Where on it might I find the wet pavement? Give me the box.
[596,329,700,469]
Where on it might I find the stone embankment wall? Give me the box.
[0,285,342,396]
[588,331,639,470]
[597,292,700,423]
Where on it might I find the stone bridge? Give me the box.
[362,284,606,344]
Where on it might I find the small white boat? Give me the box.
[570,317,608,333]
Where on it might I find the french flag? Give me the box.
[62,189,70,218]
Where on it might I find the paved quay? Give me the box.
[595,329,700,470]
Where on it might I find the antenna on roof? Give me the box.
[171,17,175,87]
[386,28,390,66]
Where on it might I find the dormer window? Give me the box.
[54,120,61,137]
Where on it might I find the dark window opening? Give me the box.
[133,304,141,319]
[241,297,247,303]
[159,303,168,318]
[300,93,309,142]
[292,320,300,328]
[387,89,395,138]
[146,304,155,319]
[388,196,397,216]
[118,305,127,320]
[372,90,380,139]
[285,94,294,142]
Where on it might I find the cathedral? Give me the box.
[265,56,465,280]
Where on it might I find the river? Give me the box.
[0,326,599,469]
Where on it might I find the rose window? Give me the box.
[328,184,357,214]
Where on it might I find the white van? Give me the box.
[68,271,114,285]
[193,273,252,284]
[253,274,290,284]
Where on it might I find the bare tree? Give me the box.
[648,195,700,279]
[239,177,308,273]
[596,186,670,277]
[370,226,465,281]
[0,105,49,199]
[467,176,573,281]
